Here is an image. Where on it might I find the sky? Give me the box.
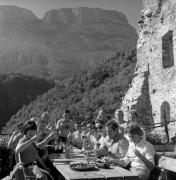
[0,0,143,30]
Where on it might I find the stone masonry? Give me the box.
[121,0,176,138]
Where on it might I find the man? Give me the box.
[114,109,127,133]
[72,122,83,149]
[94,121,107,149]
[95,120,129,161]
[118,124,155,180]
[56,109,75,143]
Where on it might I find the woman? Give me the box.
[16,121,49,180]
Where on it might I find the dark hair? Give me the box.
[64,109,70,114]
[105,120,119,131]
[126,124,143,136]
[23,121,37,135]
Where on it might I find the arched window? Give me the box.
[162,31,174,68]
[160,101,170,142]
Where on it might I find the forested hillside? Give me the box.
[0,74,54,131]
[2,48,137,133]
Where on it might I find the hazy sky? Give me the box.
[0,0,143,30]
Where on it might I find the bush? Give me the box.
[0,143,12,179]
[146,133,167,145]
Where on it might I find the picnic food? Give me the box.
[96,159,110,169]
[70,161,96,171]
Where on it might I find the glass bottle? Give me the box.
[54,138,58,151]
[65,142,71,159]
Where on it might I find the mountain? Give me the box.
[0,73,54,131]
[2,48,137,133]
[0,6,137,80]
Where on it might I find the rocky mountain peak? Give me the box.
[43,7,129,25]
[0,5,37,23]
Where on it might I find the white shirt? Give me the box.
[124,139,155,174]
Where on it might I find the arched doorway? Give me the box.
[160,101,170,142]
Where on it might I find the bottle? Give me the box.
[57,139,62,151]
[65,142,71,159]
[54,138,58,151]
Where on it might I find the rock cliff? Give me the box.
[0,6,137,80]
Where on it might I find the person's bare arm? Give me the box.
[36,132,56,149]
[16,135,38,153]
[8,131,19,149]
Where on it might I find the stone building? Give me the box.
[121,0,176,138]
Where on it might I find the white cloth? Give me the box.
[124,139,155,176]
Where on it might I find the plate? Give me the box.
[52,159,74,163]
[70,161,96,171]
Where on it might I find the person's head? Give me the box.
[128,109,139,124]
[95,122,104,133]
[105,120,120,139]
[74,122,81,132]
[87,122,93,131]
[41,112,49,124]
[23,121,37,138]
[126,124,143,144]
[63,109,70,120]
[30,117,39,125]
[17,122,24,133]
[114,109,124,124]
[81,122,86,131]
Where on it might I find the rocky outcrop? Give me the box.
[0,6,137,80]
[43,7,129,24]
[0,5,37,23]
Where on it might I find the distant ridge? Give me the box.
[0,6,137,80]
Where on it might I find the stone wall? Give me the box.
[121,0,176,138]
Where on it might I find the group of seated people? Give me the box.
[7,108,155,180]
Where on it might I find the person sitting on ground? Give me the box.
[94,120,129,161]
[118,124,155,180]
[16,121,49,180]
[56,109,75,143]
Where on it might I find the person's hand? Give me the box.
[117,159,128,167]
[31,133,40,141]
[12,131,19,136]
[108,159,117,165]
[134,149,142,158]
